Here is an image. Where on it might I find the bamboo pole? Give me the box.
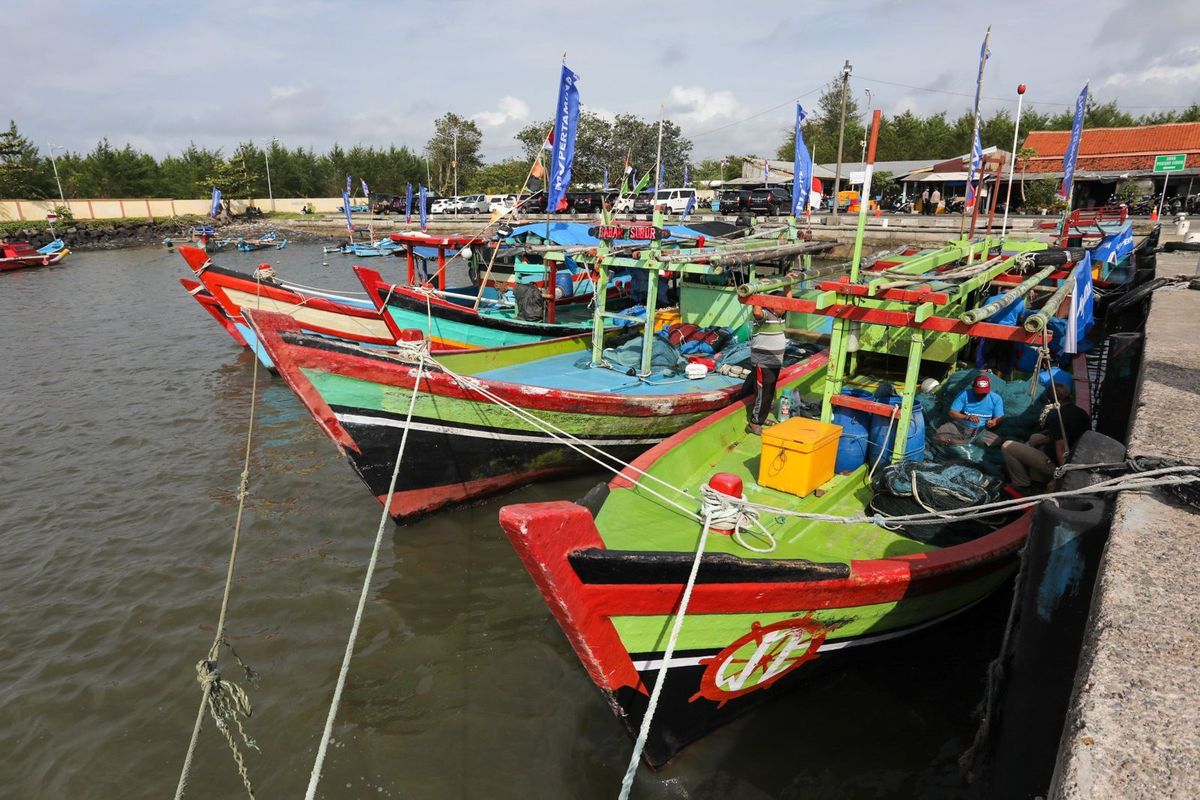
[1024,274,1075,332]
[960,264,1055,323]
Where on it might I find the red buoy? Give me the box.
[708,472,744,498]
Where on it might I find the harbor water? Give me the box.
[1,244,1012,798]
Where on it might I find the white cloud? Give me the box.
[1102,46,1200,87]
[270,84,307,100]
[665,86,745,125]
[473,96,530,128]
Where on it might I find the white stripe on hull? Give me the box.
[335,412,665,447]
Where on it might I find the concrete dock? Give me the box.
[1051,250,1200,798]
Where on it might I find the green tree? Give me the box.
[692,156,742,183]
[1114,178,1140,205]
[1024,177,1059,211]
[777,76,862,168]
[0,121,54,198]
[470,158,532,193]
[160,143,224,198]
[426,113,483,194]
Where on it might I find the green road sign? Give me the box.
[1153,153,1186,173]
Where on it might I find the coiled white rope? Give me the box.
[698,483,775,553]
[617,514,714,800]
[303,348,429,800]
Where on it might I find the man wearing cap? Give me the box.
[935,373,1005,446]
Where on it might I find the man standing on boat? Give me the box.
[936,373,1004,446]
[1002,383,1091,491]
[744,286,791,435]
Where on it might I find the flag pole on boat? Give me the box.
[960,25,991,241]
[998,83,1027,250]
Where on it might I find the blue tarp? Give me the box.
[505,221,708,248]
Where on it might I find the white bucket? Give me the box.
[685,363,709,380]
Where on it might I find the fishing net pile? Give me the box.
[867,459,1008,546]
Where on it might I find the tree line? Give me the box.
[1,88,1196,201]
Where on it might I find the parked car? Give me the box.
[718,189,752,214]
[430,197,455,214]
[458,194,489,214]
[632,193,656,214]
[652,188,698,215]
[749,187,791,215]
[488,194,516,213]
[518,191,548,214]
[372,195,404,215]
[613,194,637,214]
[565,191,606,214]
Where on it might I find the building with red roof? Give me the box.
[1018,122,1200,207]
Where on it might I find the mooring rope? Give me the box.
[174,277,268,800]
[303,349,429,800]
[617,514,714,800]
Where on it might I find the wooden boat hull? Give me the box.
[180,278,249,348]
[0,246,67,272]
[498,393,1031,767]
[244,309,826,521]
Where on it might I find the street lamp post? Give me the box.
[47,143,66,206]
[263,137,278,212]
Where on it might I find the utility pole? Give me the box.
[832,60,852,222]
[47,143,66,205]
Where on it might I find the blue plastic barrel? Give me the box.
[867,396,926,466]
[555,270,575,299]
[833,388,872,473]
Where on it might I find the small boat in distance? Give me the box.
[235,230,289,251]
[0,239,70,272]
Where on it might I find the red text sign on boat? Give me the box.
[588,225,668,241]
[690,617,828,706]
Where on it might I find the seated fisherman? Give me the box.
[935,373,1004,446]
[1002,383,1091,492]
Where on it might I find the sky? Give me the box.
[5,0,1199,163]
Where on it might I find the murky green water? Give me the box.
[0,243,1009,798]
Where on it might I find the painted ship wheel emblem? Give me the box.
[691,617,828,706]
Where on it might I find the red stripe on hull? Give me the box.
[376,466,579,520]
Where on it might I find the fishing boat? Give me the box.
[244,222,836,520]
[164,225,229,253]
[496,112,1101,767]
[181,278,249,348]
[0,239,70,271]
[235,230,289,251]
[177,245,395,368]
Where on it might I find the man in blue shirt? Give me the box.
[936,373,1005,446]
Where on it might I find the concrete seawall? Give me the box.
[1051,250,1200,798]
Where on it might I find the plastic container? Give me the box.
[685,362,709,380]
[555,270,575,299]
[832,387,872,473]
[866,396,926,466]
[758,418,842,497]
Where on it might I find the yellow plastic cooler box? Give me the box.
[758,418,842,497]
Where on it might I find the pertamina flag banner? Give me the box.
[546,63,580,215]
[791,104,813,216]
[418,185,428,231]
[341,190,353,232]
[405,183,413,223]
[208,187,222,218]
[360,178,370,201]
[965,129,982,209]
[1060,83,1089,201]
[1064,251,1095,354]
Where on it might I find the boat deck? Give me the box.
[596,402,938,563]
[473,350,743,395]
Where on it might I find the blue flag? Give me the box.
[683,163,690,188]
[763,158,770,187]
[602,168,608,192]
[405,182,413,223]
[342,190,353,232]
[547,63,580,214]
[966,128,983,208]
[360,177,370,201]
[346,174,352,197]
[680,193,696,222]
[791,104,813,216]
[418,185,428,231]
[208,187,222,218]
[659,163,665,189]
[1060,83,1089,201]
[1065,251,1095,354]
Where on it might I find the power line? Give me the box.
[688,82,831,140]
[855,73,1198,110]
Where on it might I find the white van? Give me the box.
[487,195,514,213]
[458,194,489,214]
[653,188,698,214]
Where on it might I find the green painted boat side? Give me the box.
[382,300,594,349]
